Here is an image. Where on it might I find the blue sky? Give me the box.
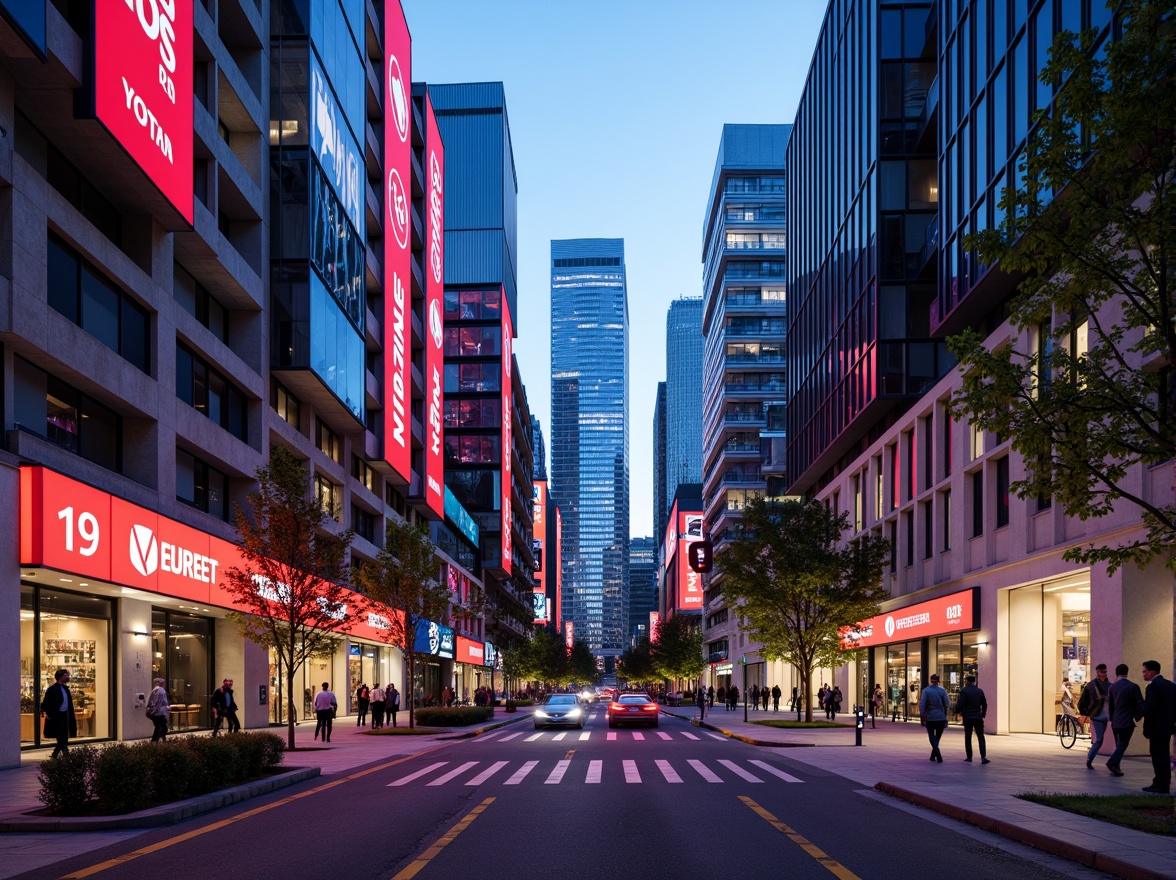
[403,1,828,538]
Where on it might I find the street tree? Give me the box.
[618,636,655,688]
[223,446,355,750]
[949,0,1176,575]
[567,640,599,686]
[650,613,704,693]
[718,497,890,722]
[353,519,451,729]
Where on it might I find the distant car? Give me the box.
[534,693,585,729]
[607,693,659,728]
[578,688,596,703]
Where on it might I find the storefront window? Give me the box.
[151,609,213,731]
[347,642,392,712]
[20,585,113,748]
[885,643,907,720]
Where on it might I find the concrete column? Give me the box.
[119,597,156,742]
[0,460,22,769]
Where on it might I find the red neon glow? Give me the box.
[843,588,978,649]
[676,510,704,610]
[383,0,412,483]
[94,0,193,224]
[423,94,445,517]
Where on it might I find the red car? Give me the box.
[607,693,660,728]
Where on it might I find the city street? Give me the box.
[6,709,1116,880]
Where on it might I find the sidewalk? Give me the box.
[0,708,533,879]
[670,705,1176,880]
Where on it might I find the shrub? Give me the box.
[184,736,241,792]
[231,732,268,779]
[413,706,494,727]
[510,699,533,707]
[37,746,96,815]
[255,731,286,771]
[147,741,199,804]
[93,743,152,814]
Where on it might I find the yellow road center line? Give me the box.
[739,796,862,880]
[390,798,495,880]
[58,743,454,880]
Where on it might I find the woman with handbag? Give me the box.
[146,678,170,742]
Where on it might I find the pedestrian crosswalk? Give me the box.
[479,729,722,743]
[386,758,806,788]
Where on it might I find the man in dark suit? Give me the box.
[1140,660,1176,794]
[1105,663,1143,777]
[40,668,78,758]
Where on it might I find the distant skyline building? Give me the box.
[653,382,667,540]
[550,238,630,658]
[664,297,703,526]
[699,123,791,696]
[627,537,657,648]
[532,417,548,481]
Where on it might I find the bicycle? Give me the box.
[1056,713,1081,749]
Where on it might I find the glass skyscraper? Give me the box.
[550,238,630,658]
[665,297,704,526]
[627,537,657,648]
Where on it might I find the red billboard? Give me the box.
[676,510,704,610]
[455,637,484,665]
[842,588,979,649]
[565,620,574,650]
[94,0,193,224]
[423,93,445,518]
[500,297,513,574]
[383,0,413,483]
[554,506,562,629]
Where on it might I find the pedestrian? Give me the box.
[696,685,707,721]
[728,684,739,711]
[147,677,170,742]
[1078,664,1110,769]
[387,684,400,727]
[369,683,385,729]
[762,687,769,711]
[751,684,760,711]
[831,685,843,718]
[313,682,336,742]
[919,673,950,763]
[1105,663,1143,778]
[355,682,370,727]
[40,668,77,758]
[707,685,715,708]
[955,674,989,764]
[210,678,240,736]
[790,686,799,712]
[716,685,726,709]
[1140,660,1175,794]
[871,683,884,728]
[817,684,827,713]
[771,684,782,712]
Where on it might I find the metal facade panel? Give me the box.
[445,230,503,286]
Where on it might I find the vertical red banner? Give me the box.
[383,0,413,483]
[500,296,513,574]
[423,94,445,518]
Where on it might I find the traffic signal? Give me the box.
[688,540,713,573]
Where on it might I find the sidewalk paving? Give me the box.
[0,708,533,879]
[672,705,1176,880]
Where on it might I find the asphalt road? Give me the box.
[13,708,1111,880]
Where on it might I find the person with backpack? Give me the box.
[355,682,370,727]
[1079,664,1110,769]
[771,684,782,712]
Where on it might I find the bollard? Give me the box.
[855,706,865,746]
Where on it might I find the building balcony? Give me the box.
[724,381,786,395]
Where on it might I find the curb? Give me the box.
[0,767,320,833]
[874,782,1172,880]
[448,711,534,740]
[662,709,816,747]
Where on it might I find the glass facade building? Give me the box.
[665,297,704,526]
[653,381,667,540]
[627,537,657,648]
[550,238,630,657]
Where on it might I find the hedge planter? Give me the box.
[411,707,493,727]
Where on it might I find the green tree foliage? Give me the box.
[222,446,354,750]
[619,636,655,687]
[651,613,704,687]
[567,640,599,685]
[949,0,1176,574]
[718,498,890,722]
[353,519,451,729]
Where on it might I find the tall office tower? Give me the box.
[627,537,658,648]
[1,0,495,766]
[665,297,704,516]
[699,124,791,697]
[430,83,536,653]
[786,1,1168,734]
[653,382,667,539]
[550,238,630,659]
[532,418,548,481]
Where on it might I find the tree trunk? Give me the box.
[803,663,814,724]
[286,669,296,751]
[407,649,415,729]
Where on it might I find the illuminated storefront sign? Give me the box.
[649,611,660,635]
[423,94,445,517]
[413,617,455,658]
[565,620,574,650]
[383,0,412,482]
[483,641,497,668]
[500,296,513,574]
[456,637,484,665]
[843,588,979,649]
[676,511,704,610]
[532,590,548,625]
[94,0,193,223]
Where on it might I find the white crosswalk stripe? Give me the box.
[466,761,509,785]
[524,732,544,742]
[681,732,700,740]
[498,732,523,742]
[388,761,448,786]
[657,732,672,740]
[623,759,641,783]
[552,732,568,741]
[476,732,503,741]
[586,759,602,784]
[504,760,538,785]
[632,732,645,741]
[545,759,571,784]
[655,759,682,783]
[688,759,723,783]
[607,732,617,741]
[718,759,763,783]
[429,761,479,786]
[579,731,591,741]
[748,760,804,783]
[707,733,727,741]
